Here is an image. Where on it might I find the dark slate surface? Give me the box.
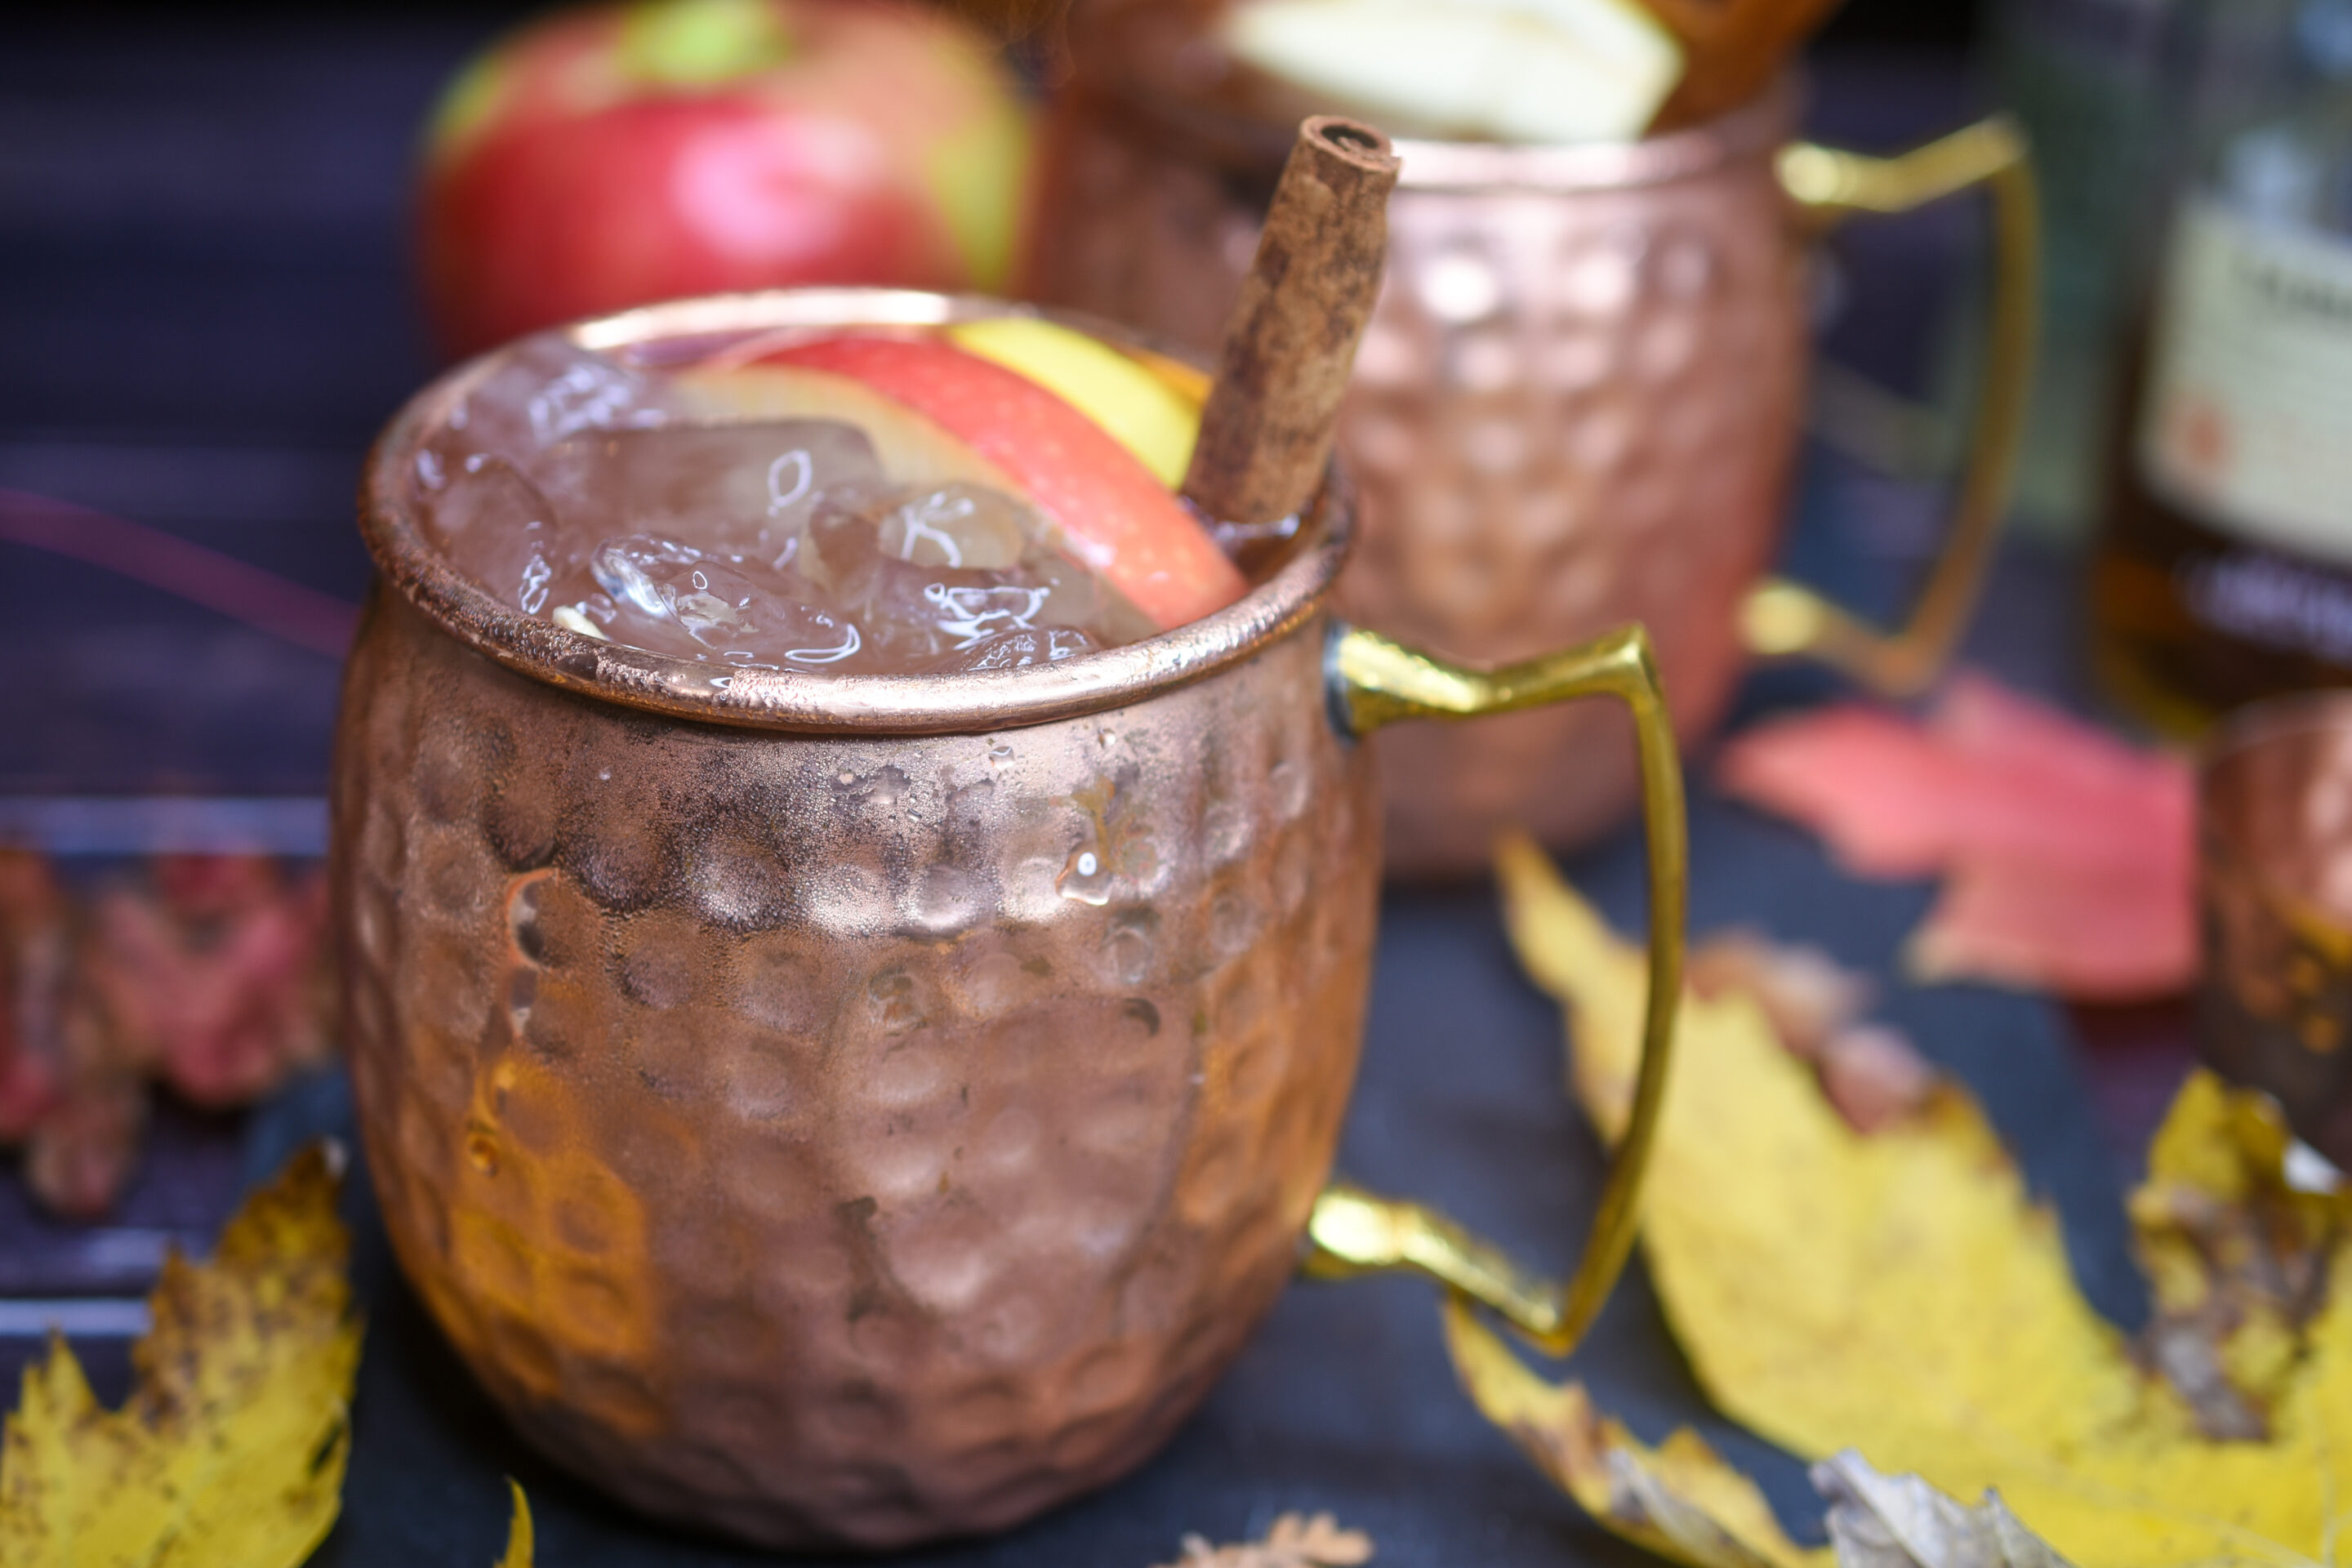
[0,14,2176,1565]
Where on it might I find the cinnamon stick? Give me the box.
[1179,114,1401,530]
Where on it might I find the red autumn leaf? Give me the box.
[1717,673,2195,1000]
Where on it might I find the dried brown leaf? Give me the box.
[1813,1453,2072,1568]
[1155,1511,1374,1568]
[1687,931,1873,1061]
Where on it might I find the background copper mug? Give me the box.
[1027,13,2038,873]
[335,290,1687,1549]
[2198,693,2352,1168]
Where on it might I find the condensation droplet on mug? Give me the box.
[1058,844,1112,906]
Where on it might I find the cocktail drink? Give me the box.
[418,326,1250,675]
[339,119,1688,1555]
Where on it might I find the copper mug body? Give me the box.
[2198,694,2352,1166]
[334,292,1688,1548]
[1029,15,2037,874]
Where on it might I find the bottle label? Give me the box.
[2140,198,2352,565]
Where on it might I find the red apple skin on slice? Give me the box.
[764,335,1248,631]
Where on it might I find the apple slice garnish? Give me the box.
[943,316,1201,488]
[701,334,1246,631]
[674,359,1015,489]
[1223,0,1682,145]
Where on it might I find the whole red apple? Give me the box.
[418,0,1034,359]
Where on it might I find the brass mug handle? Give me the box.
[1742,114,2041,697]
[1300,623,1687,1356]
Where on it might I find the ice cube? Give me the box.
[548,420,881,566]
[425,459,580,617]
[588,535,861,667]
[590,535,702,620]
[797,483,1148,669]
[425,341,674,506]
[418,355,1165,677]
[941,626,1098,672]
[521,345,668,446]
[922,582,1054,647]
[1022,550,1158,646]
[874,483,1033,571]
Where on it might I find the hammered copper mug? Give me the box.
[1028,4,2038,873]
[332,288,1686,1549]
[2198,694,2352,1169]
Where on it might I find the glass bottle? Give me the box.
[1987,0,2176,541]
[2092,0,2352,734]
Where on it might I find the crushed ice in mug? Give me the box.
[415,338,1185,675]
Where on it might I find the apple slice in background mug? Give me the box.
[1222,0,1686,144]
[416,0,1036,359]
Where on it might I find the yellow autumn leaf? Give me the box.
[2127,1071,2351,1438]
[495,1479,535,1568]
[0,1144,362,1568]
[1483,832,2352,1566]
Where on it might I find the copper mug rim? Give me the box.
[357,287,1354,739]
[1061,0,1796,194]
